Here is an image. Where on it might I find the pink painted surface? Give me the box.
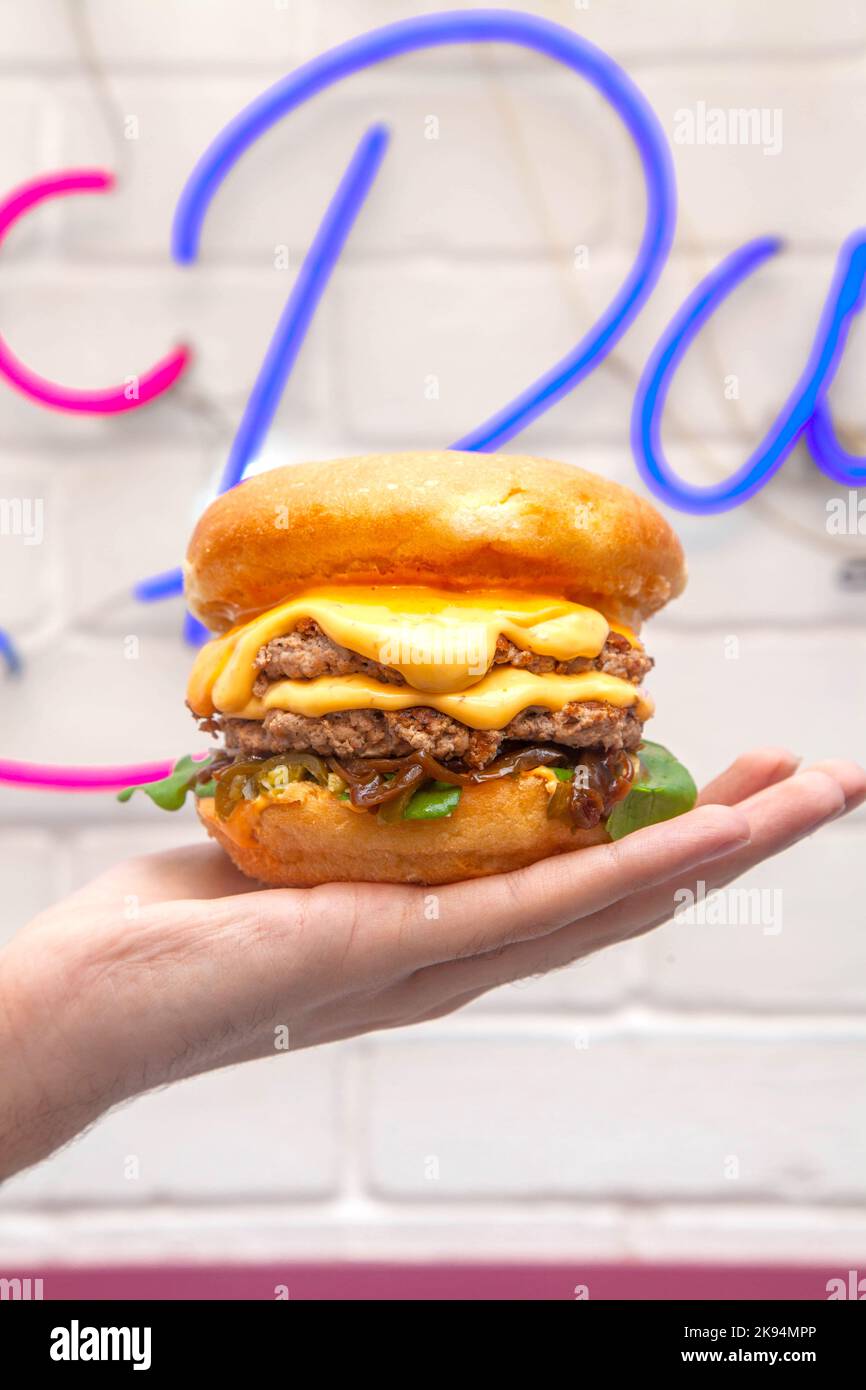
[9,1263,840,1301]
[0,169,190,412]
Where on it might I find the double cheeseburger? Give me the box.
[124,452,697,885]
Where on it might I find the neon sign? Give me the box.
[0,8,863,793]
[136,7,676,606]
[0,170,189,412]
[632,232,866,511]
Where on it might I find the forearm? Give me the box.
[0,952,115,1181]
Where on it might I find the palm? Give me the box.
[2,748,862,1181]
[11,748,860,1058]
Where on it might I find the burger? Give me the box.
[121,452,697,886]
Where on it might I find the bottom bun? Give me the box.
[196,773,609,887]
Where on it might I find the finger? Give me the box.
[800,758,866,814]
[407,767,845,1004]
[572,765,851,946]
[73,844,260,909]
[401,803,751,969]
[697,747,800,807]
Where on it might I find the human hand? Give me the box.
[1,747,863,1179]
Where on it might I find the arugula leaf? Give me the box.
[117,754,216,812]
[402,781,462,820]
[605,741,697,841]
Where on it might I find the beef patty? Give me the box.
[215,700,643,769]
[197,621,650,770]
[252,619,652,691]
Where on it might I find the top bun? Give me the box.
[185,451,686,632]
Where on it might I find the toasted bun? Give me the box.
[185,452,685,632]
[196,775,608,887]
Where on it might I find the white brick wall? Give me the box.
[0,0,864,1270]
[365,1027,866,1201]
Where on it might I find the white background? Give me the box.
[0,0,864,1271]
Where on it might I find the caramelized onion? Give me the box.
[329,743,568,802]
[213,743,638,828]
[329,755,428,809]
[549,748,637,831]
[213,752,330,819]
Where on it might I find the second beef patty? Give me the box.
[199,620,651,769]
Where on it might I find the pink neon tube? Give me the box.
[0,169,189,412]
[0,759,178,792]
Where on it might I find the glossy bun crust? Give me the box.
[185,451,686,631]
[196,776,608,887]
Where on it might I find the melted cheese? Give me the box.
[187,585,640,717]
[239,667,653,730]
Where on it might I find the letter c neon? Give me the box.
[0,169,189,412]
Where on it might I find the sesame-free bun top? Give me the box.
[185,451,686,632]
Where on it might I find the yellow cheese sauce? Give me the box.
[248,666,654,730]
[187,585,641,717]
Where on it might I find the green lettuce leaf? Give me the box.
[402,782,462,820]
[605,741,697,841]
[117,754,216,812]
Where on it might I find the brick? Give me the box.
[2,5,862,87]
[28,444,203,629]
[647,464,866,630]
[0,84,50,259]
[467,934,644,1014]
[332,258,633,448]
[0,1050,339,1203]
[8,250,861,469]
[0,267,323,404]
[366,1029,866,1199]
[64,822,207,892]
[645,627,866,793]
[318,1,866,63]
[318,71,622,258]
[0,267,330,450]
[557,449,866,629]
[0,454,62,631]
[56,74,345,260]
[605,255,859,447]
[636,67,866,251]
[55,443,211,634]
[0,2,319,71]
[0,5,78,65]
[171,269,331,408]
[332,249,866,455]
[630,1205,866,1265]
[0,1201,863,1267]
[84,1,320,69]
[55,70,618,260]
[0,267,193,415]
[645,824,866,1011]
[0,633,197,771]
[0,1203,631,1266]
[0,830,62,948]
